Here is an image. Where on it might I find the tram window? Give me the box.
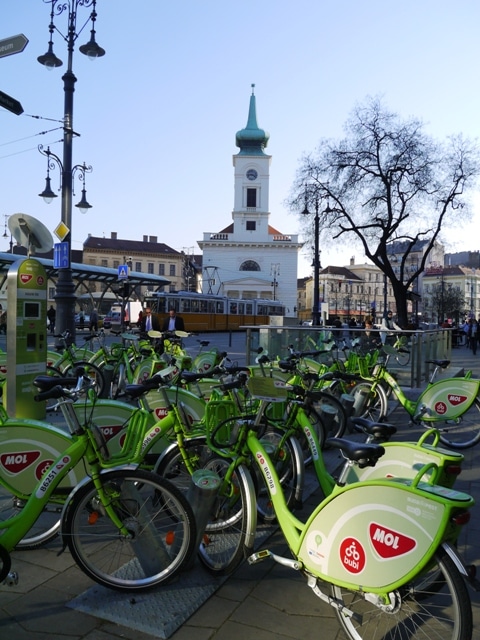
[191,299,199,312]
[200,300,208,312]
[229,302,238,314]
[182,299,191,312]
[245,303,253,315]
[257,304,266,315]
[216,301,225,313]
[238,302,245,314]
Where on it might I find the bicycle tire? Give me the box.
[254,429,303,523]
[62,360,106,399]
[333,546,472,640]
[0,486,63,549]
[431,396,480,449]
[63,469,196,591]
[197,461,257,575]
[294,404,326,463]
[395,347,411,367]
[349,380,389,422]
[311,391,348,439]
[156,438,258,575]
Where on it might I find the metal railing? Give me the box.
[244,325,453,388]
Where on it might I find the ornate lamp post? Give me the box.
[302,187,328,326]
[37,0,104,344]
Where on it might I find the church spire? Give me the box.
[235,84,270,155]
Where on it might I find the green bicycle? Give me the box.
[207,376,476,640]
[0,377,196,591]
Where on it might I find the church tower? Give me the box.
[198,86,302,316]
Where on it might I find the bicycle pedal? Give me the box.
[248,549,271,564]
[248,549,303,570]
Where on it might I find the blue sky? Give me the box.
[1,0,480,277]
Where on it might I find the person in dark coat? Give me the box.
[161,308,185,332]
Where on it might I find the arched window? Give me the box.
[239,260,261,271]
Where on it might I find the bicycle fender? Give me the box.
[442,541,480,591]
[415,378,480,421]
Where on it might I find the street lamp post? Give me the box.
[37,0,104,345]
[270,263,280,301]
[302,187,328,326]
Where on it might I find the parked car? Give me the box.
[74,313,89,329]
[103,310,121,330]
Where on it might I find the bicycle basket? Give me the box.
[247,377,289,401]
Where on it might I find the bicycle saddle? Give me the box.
[425,359,450,369]
[351,416,397,440]
[325,438,385,468]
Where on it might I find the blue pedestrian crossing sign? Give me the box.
[118,265,129,279]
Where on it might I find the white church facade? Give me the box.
[198,86,302,317]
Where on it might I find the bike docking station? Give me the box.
[5,214,52,420]
[185,469,221,569]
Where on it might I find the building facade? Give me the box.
[83,232,184,298]
[198,86,302,317]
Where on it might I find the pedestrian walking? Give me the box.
[47,305,56,334]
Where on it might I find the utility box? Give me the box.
[5,258,47,419]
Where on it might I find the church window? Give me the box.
[240,260,260,271]
[246,220,256,231]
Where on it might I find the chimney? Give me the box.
[149,236,157,243]
[143,235,148,242]
[111,232,117,240]
[350,256,355,266]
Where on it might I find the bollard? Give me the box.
[352,388,369,416]
[185,469,221,569]
[318,404,337,435]
[340,393,356,432]
[100,364,114,398]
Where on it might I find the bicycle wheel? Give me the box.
[62,360,106,398]
[311,391,348,439]
[294,404,326,464]
[156,439,257,575]
[349,380,388,421]
[197,461,257,575]
[395,347,411,367]
[333,546,472,640]
[431,397,480,449]
[63,469,196,591]
[255,429,303,523]
[0,485,63,549]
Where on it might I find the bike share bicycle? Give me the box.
[0,373,196,591]
[206,376,478,640]
[348,344,480,449]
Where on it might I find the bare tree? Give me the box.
[289,97,480,327]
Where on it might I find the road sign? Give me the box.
[0,34,29,59]
[118,265,129,279]
[54,221,70,241]
[0,90,23,115]
[54,242,70,268]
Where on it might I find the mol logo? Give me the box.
[98,425,123,442]
[154,407,169,419]
[0,451,41,475]
[19,274,33,284]
[369,523,416,559]
[448,394,468,407]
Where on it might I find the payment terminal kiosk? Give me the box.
[6,258,48,419]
